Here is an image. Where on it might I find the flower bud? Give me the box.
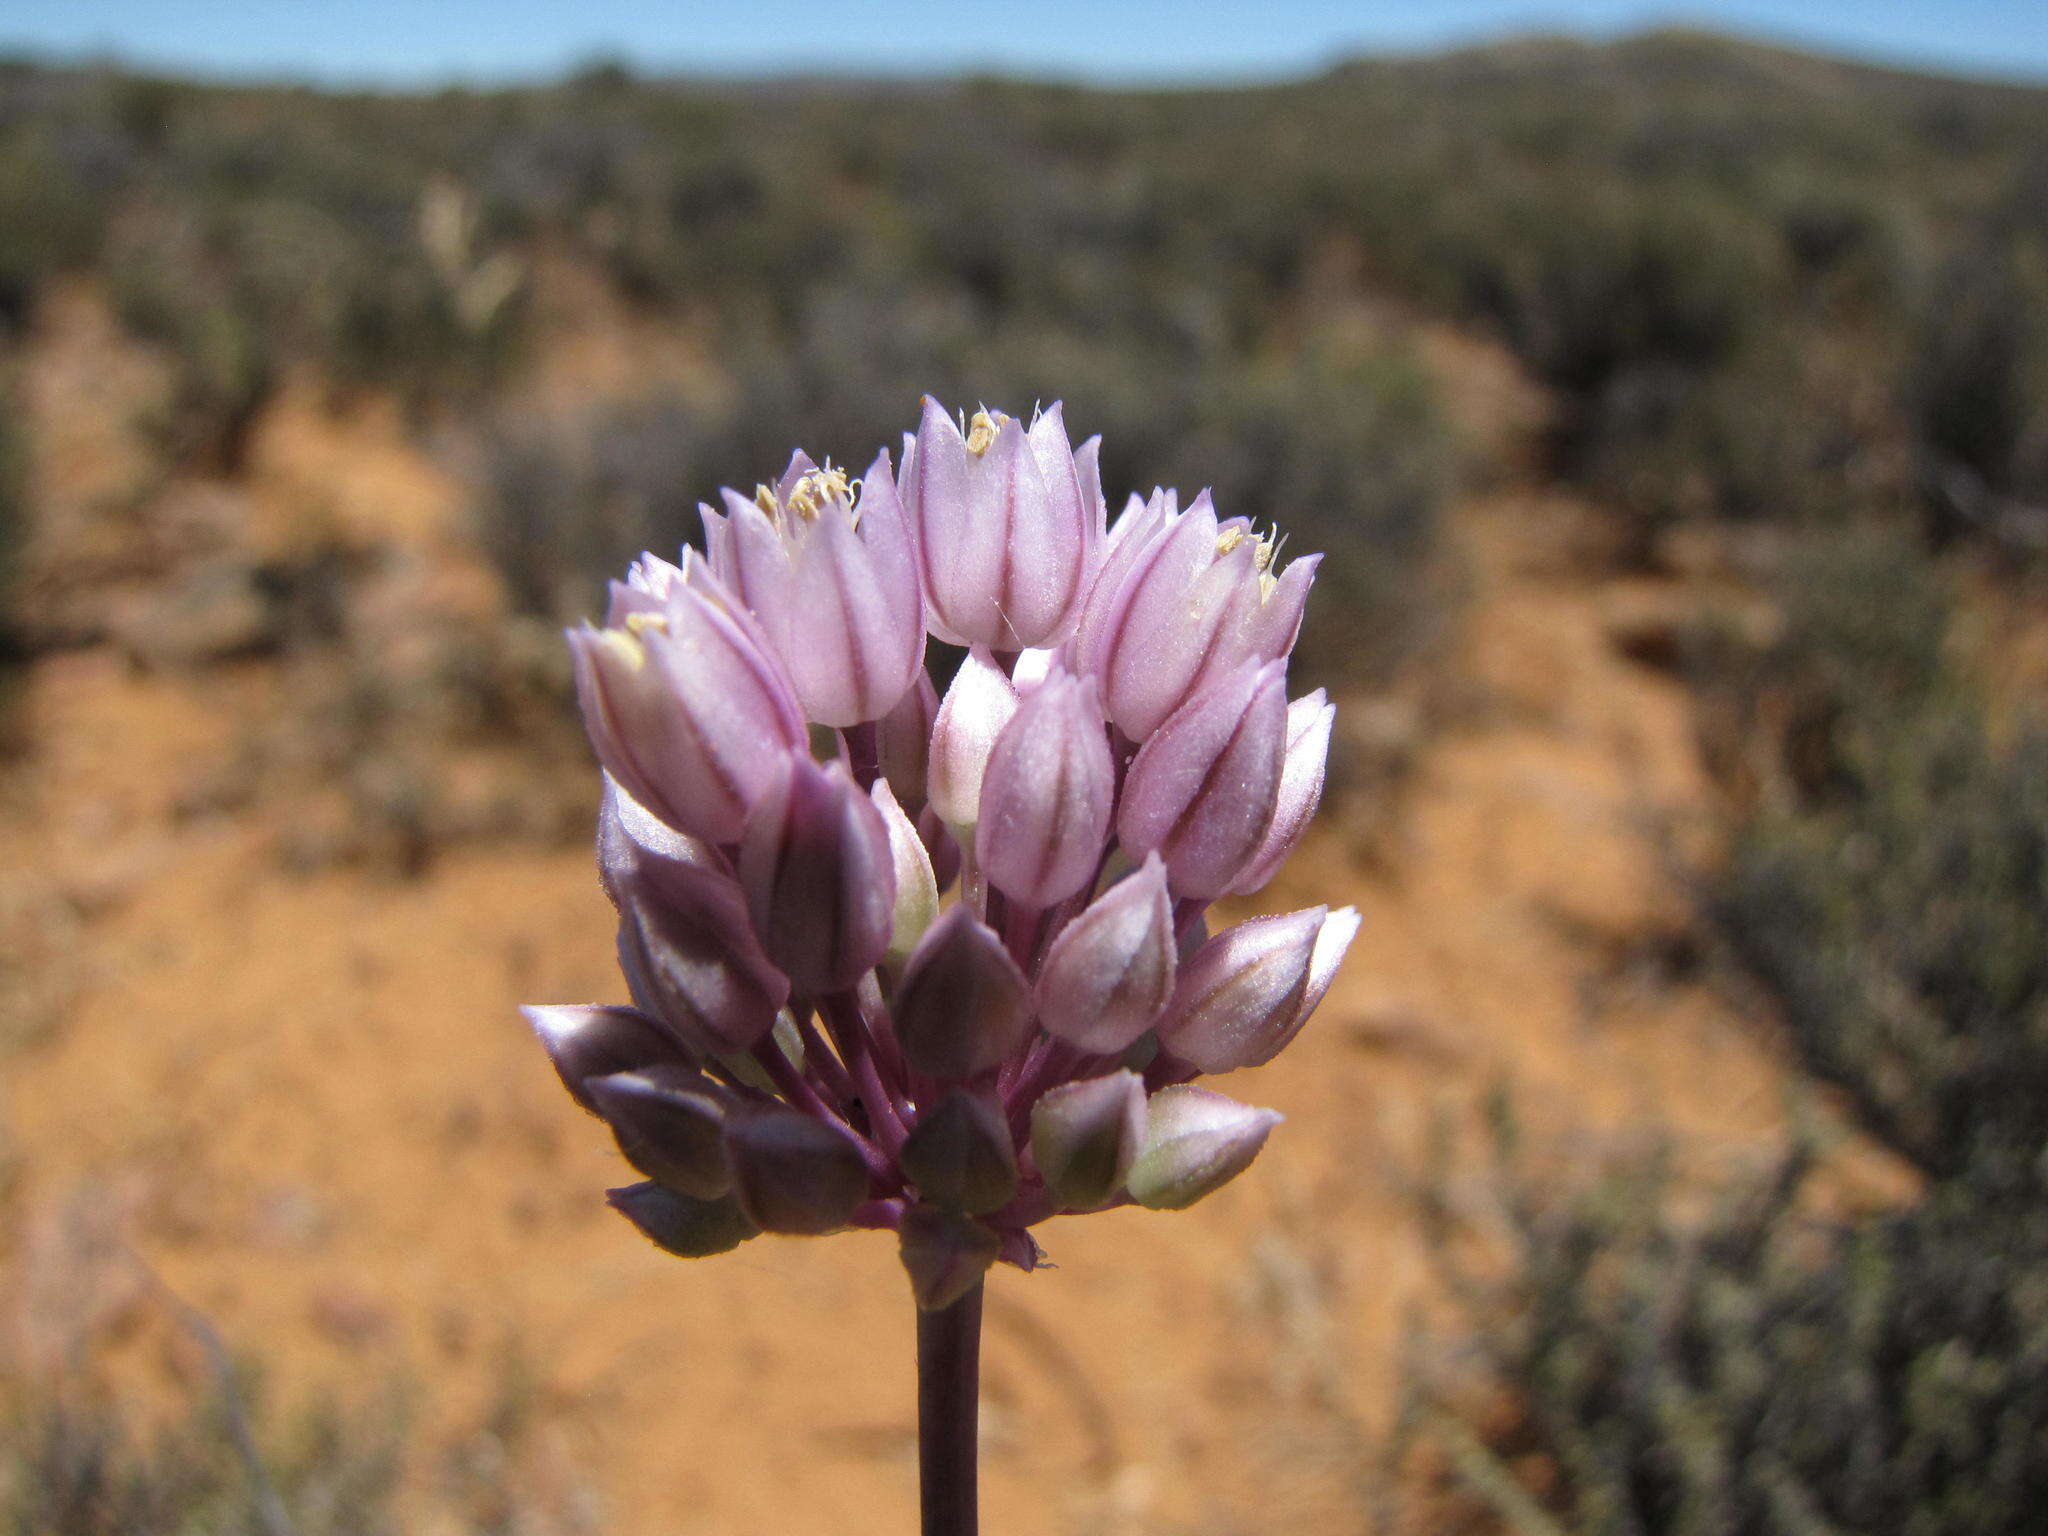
[611,851,788,1052]
[898,1206,1002,1312]
[905,398,1093,650]
[1030,1070,1147,1211]
[872,779,938,964]
[1125,1085,1281,1211]
[1118,660,1288,898]
[1158,905,1360,1073]
[1034,854,1176,1053]
[900,1089,1019,1215]
[738,756,896,995]
[875,670,939,809]
[568,555,806,844]
[926,646,1018,832]
[892,905,1032,1079]
[608,1181,758,1258]
[723,1107,871,1235]
[1230,689,1335,895]
[703,450,924,727]
[589,1065,733,1200]
[976,670,1115,908]
[525,1004,695,1115]
[917,802,963,895]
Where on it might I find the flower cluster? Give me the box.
[528,399,1358,1309]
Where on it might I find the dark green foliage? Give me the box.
[1717,533,2048,1194]
[1419,533,2048,1534]
[1422,1115,2048,1536]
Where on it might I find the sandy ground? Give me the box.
[0,297,1896,1534]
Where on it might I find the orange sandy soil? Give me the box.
[0,305,1903,1534]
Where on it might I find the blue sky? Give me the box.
[3,0,2044,86]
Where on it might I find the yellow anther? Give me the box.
[622,610,669,638]
[1214,527,1248,556]
[779,462,855,524]
[599,624,653,670]
[966,410,1000,456]
[1253,535,1277,573]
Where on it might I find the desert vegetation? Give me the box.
[2,29,2047,1534]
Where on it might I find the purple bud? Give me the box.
[926,646,1018,831]
[723,1107,871,1235]
[1158,905,1360,1073]
[1034,854,1176,1053]
[899,1089,1019,1215]
[898,1206,1001,1311]
[589,1065,733,1200]
[875,669,940,809]
[891,905,1033,1079]
[738,756,896,995]
[607,815,789,1051]
[1125,1085,1282,1211]
[872,779,938,964]
[1229,689,1335,895]
[916,802,963,895]
[1117,660,1288,899]
[569,557,806,844]
[525,1004,696,1115]
[905,398,1091,650]
[1029,1069,1147,1210]
[705,451,924,727]
[608,1181,758,1258]
[975,670,1115,908]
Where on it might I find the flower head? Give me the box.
[529,398,1356,1307]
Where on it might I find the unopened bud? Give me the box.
[976,669,1116,908]
[1030,1070,1147,1211]
[891,905,1033,1079]
[608,1181,758,1258]
[1034,854,1175,1053]
[588,1066,732,1200]
[872,779,938,964]
[1118,660,1288,898]
[724,1108,871,1235]
[898,1205,1002,1311]
[1229,689,1334,895]
[1126,1085,1281,1211]
[738,756,896,995]
[900,1090,1019,1215]
[525,1004,695,1115]
[926,646,1018,831]
[1160,905,1359,1073]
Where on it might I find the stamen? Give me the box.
[966,410,1000,456]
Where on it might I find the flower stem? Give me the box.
[916,1280,984,1536]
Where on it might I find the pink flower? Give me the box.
[530,398,1355,1308]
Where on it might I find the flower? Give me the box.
[528,398,1357,1308]
[902,398,1101,651]
[701,450,925,728]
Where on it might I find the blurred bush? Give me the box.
[1409,532,2048,1534]
[5,33,2045,693]
[1412,1107,2048,1536]
[4,1362,589,1535]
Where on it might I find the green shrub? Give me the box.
[1415,1108,2048,1536]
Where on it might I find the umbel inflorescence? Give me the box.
[527,398,1358,1310]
